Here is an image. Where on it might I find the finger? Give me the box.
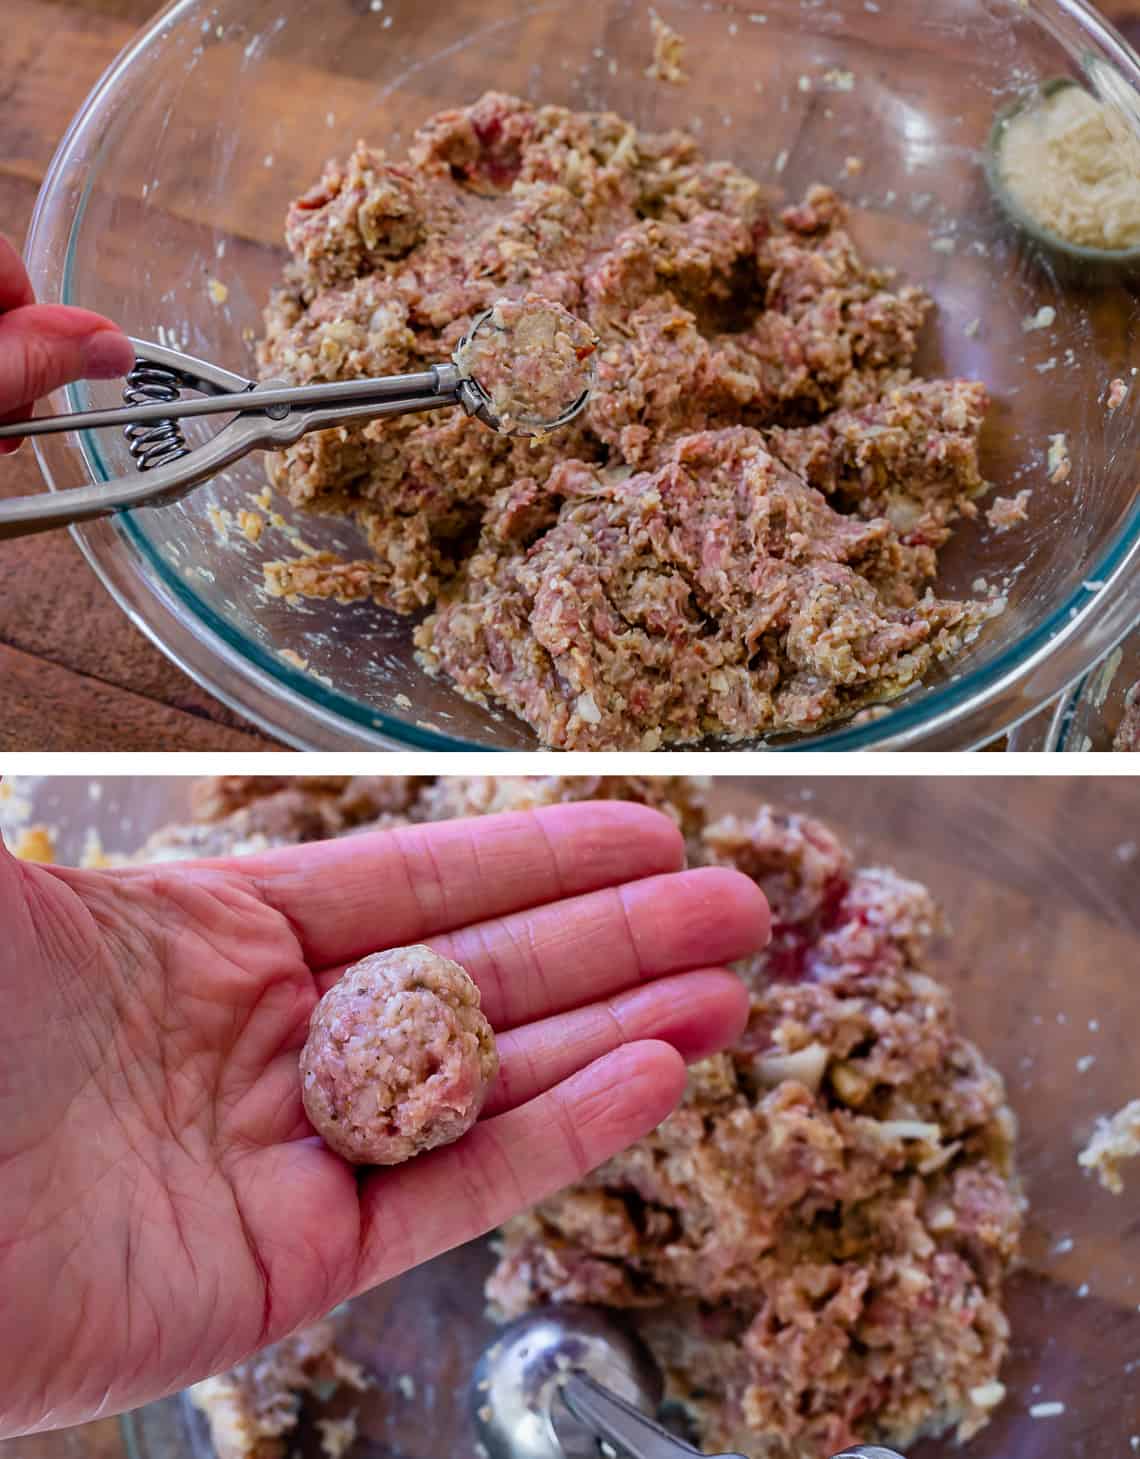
[314,865,768,1031]
[0,236,35,312]
[0,403,35,455]
[312,866,768,1026]
[483,968,748,1117]
[0,305,136,418]
[231,965,745,1149]
[245,802,686,969]
[352,1040,687,1288]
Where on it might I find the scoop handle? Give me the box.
[561,1374,907,1459]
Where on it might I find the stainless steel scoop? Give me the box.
[0,307,594,541]
[471,1307,905,1459]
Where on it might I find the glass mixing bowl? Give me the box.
[1010,620,1140,749]
[26,0,1140,750]
[2,775,1138,1453]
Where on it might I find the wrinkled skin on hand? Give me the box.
[0,234,134,453]
[0,798,768,1436]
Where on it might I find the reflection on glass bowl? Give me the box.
[1010,622,1140,751]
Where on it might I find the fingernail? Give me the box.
[80,331,137,380]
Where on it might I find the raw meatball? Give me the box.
[455,294,598,435]
[300,946,499,1165]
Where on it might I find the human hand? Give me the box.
[0,234,135,453]
[0,800,769,1436]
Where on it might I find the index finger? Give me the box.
[243,801,686,968]
[0,237,34,313]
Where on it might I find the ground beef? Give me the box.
[1114,680,1140,751]
[131,777,1020,1459]
[188,1322,368,1459]
[300,946,498,1165]
[139,779,428,862]
[257,94,995,746]
[418,774,709,852]
[454,295,597,435]
[418,429,990,750]
[485,801,1022,1458]
[187,776,427,825]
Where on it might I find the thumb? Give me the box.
[0,305,135,450]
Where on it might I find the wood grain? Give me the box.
[0,63,278,750]
[0,641,271,751]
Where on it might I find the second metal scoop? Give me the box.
[0,307,594,542]
[471,1307,905,1459]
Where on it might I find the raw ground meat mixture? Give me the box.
[132,777,1021,1459]
[300,945,498,1165]
[1114,680,1140,751]
[258,94,999,748]
[188,1321,368,1459]
[454,295,597,435]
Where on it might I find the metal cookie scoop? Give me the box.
[471,1308,906,1459]
[0,302,595,542]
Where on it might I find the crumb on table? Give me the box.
[646,12,688,83]
[1047,432,1071,484]
[1079,1099,1140,1192]
[238,509,265,543]
[1021,305,1056,332]
[10,826,56,863]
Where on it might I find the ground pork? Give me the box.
[300,946,498,1165]
[257,95,995,746]
[133,778,1020,1459]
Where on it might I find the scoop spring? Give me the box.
[121,361,191,471]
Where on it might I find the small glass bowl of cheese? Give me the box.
[987,62,1140,280]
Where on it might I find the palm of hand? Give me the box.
[0,803,766,1438]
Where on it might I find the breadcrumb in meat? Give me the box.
[130,776,1021,1459]
[486,799,1023,1458]
[188,1323,366,1459]
[256,94,997,745]
[300,946,498,1165]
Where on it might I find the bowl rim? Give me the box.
[22,0,1140,752]
[1040,637,1137,751]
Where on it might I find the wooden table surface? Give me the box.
[2,0,1138,751]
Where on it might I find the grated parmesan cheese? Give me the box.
[999,84,1140,250]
